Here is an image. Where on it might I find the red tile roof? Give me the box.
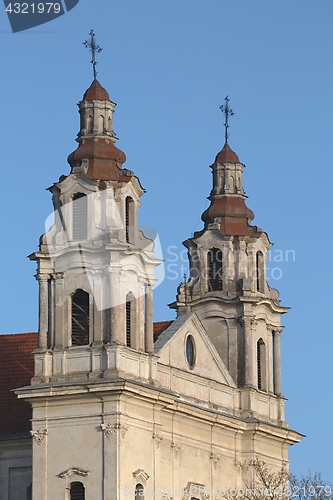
[0,332,38,438]
[153,321,173,341]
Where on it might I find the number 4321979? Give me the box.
[5,3,61,14]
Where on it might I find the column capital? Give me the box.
[52,272,65,281]
[137,275,147,286]
[35,273,49,283]
[266,324,284,334]
[238,315,257,329]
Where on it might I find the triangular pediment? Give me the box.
[154,313,236,387]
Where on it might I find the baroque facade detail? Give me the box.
[152,432,163,448]
[3,77,302,500]
[58,468,90,479]
[30,429,47,446]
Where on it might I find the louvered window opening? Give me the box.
[208,248,223,291]
[125,196,134,244]
[257,339,263,390]
[125,197,131,243]
[70,482,85,500]
[73,193,87,241]
[72,290,89,346]
[256,251,264,292]
[126,300,131,347]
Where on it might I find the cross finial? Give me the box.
[83,29,103,80]
[219,96,234,144]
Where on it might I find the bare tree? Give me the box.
[220,460,333,500]
[290,472,333,500]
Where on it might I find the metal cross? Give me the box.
[83,29,103,80]
[219,96,234,144]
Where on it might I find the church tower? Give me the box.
[16,85,302,500]
[170,133,286,394]
[30,79,160,383]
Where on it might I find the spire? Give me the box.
[67,80,132,182]
[83,29,103,81]
[67,32,132,181]
[201,104,261,238]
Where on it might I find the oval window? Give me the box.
[186,335,195,368]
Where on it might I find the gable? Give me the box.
[154,313,236,388]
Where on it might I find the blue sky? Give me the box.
[0,0,332,479]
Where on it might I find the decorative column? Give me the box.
[238,240,247,279]
[109,268,125,344]
[145,282,154,353]
[48,276,55,349]
[266,325,274,393]
[273,327,283,395]
[36,274,49,350]
[54,273,65,348]
[242,316,256,388]
[136,277,146,350]
[92,271,103,345]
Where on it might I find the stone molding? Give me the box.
[58,467,90,479]
[183,482,209,499]
[132,469,150,482]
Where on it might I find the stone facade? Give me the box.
[0,80,302,500]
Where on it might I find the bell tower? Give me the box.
[170,133,286,394]
[29,79,161,383]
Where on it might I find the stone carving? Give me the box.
[152,432,163,448]
[118,423,129,439]
[101,422,128,440]
[183,482,208,499]
[171,442,181,459]
[132,469,150,482]
[30,429,47,446]
[101,423,117,440]
[210,452,220,468]
[58,467,90,479]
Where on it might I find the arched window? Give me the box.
[207,248,223,291]
[135,484,144,500]
[256,251,265,293]
[98,115,105,134]
[126,292,135,347]
[70,481,85,500]
[257,338,266,391]
[72,193,87,241]
[87,115,93,134]
[125,196,135,244]
[71,289,89,346]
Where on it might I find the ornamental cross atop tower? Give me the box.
[219,95,234,144]
[83,29,103,80]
